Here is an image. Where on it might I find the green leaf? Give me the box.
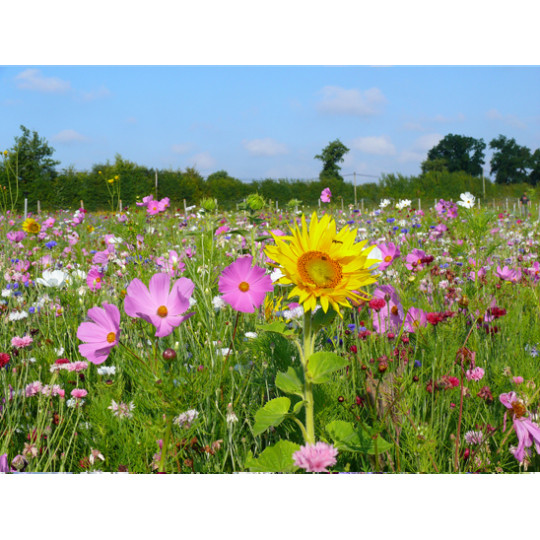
[326,420,393,455]
[275,367,304,397]
[255,321,295,337]
[326,420,371,453]
[292,400,307,415]
[306,352,348,384]
[253,397,291,436]
[311,305,338,333]
[245,440,300,473]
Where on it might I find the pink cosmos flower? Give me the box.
[87,267,103,291]
[7,231,26,244]
[371,285,404,334]
[404,307,427,333]
[92,244,115,265]
[218,256,273,313]
[156,250,185,277]
[466,367,485,382]
[524,262,540,283]
[495,265,521,283]
[124,273,195,337]
[405,249,427,271]
[77,303,121,365]
[215,225,230,236]
[11,335,33,349]
[71,388,88,399]
[500,391,540,463]
[320,188,332,203]
[137,194,155,207]
[377,242,400,271]
[293,442,338,473]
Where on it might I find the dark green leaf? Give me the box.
[245,440,300,473]
[306,352,348,384]
[253,397,291,436]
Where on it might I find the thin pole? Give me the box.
[24,198,27,220]
[155,169,158,199]
[354,172,357,206]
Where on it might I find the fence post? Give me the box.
[24,198,27,220]
[361,199,364,212]
[119,200,122,212]
[37,200,41,214]
[80,200,84,210]
[418,198,421,211]
[183,199,187,215]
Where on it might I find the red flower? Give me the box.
[426,312,444,325]
[0,353,10,369]
[368,298,386,312]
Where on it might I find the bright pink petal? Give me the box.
[172,277,195,300]
[124,278,154,318]
[77,321,106,343]
[148,272,171,306]
[78,343,113,365]
[102,303,121,330]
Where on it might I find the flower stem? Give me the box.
[302,311,316,445]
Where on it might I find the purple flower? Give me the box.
[377,242,400,271]
[371,285,404,334]
[404,307,427,333]
[293,442,338,473]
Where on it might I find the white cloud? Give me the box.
[190,152,215,171]
[350,136,396,156]
[316,86,386,116]
[80,85,111,102]
[243,138,288,156]
[486,108,526,129]
[413,133,443,151]
[51,129,88,144]
[172,143,191,155]
[15,69,71,93]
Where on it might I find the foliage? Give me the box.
[314,139,350,181]
[490,135,533,185]
[422,133,486,177]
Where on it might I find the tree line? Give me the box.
[1,127,538,213]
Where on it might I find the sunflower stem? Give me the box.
[302,310,316,445]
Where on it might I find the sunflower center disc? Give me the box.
[297,251,342,288]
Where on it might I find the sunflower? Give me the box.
[22,218,41,235]
[264,212,380,315]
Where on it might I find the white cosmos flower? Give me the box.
[9,310,28,321]
[379,199,391,208]
[457,192,475,208]
[396,199,411,210]
[270,268,285,283]
[36,269,68,288]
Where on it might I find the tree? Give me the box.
[315,139,349,180]
[529,149,540,186]
[489,135,532,185]
[423,134,486,177]
[8,125,60,209]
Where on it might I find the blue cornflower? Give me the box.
[414,360,421,368]
[45,241,57,249]
[386,218,395,223]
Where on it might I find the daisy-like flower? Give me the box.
[457,192,475,208]
[36,269,68,288]
[86,267,103,291]
[218,256,273,313]
[173,409,199,428]
[76,303,120,365]
[379,199,391,208]
[264,212,380,315]
[396,199,411,210]
[22,218,41,234]
[293,442,338,473]
[108,399,135,419]
[124,273,195,337]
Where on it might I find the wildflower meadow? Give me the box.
[2,183,540,476]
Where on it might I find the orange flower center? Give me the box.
[297,251,342,288]
[238,281,250,292]
[384,255,393,263]
[157,305,168,317]
[391,305,399,316]
[106,332,116,343]
[511,401,526,419]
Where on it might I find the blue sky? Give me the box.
[1,66,539,183]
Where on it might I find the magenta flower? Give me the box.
[500,391,540,463]
[466,367,485,382]
[218,256,273,313]
[293,442,338,473]
[137,194,155,207]
[404,307,427,333]
[405,248,427,271]
[77,303,121,365]
[495,265,521,283]
[377,242,400,271]
[71,388,88,399]
[525,261,540,283]
[87,267,103,291]
[371,285,404,334]
[320,187,332,203]
[124,273,195,337]
[7,231,26,244]
[156,250,185,277]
